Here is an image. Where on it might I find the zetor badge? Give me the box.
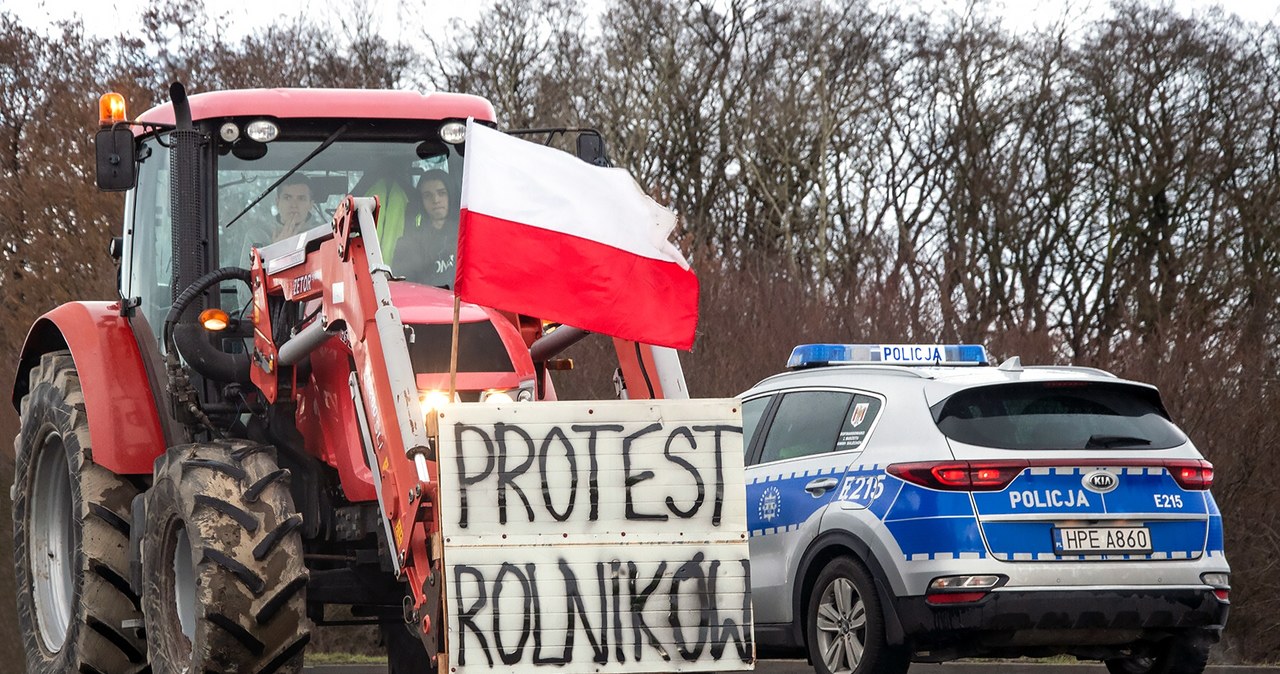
[740,343,1228,674]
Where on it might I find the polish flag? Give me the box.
[455,121,699,350]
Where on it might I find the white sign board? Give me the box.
[437,399,754,673]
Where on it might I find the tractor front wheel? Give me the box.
[13,350,148,673]
[142,440,311,673]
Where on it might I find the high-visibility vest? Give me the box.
[365,178,411,261]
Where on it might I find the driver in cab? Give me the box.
[274,175,322,240]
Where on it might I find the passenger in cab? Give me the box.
[392,169,458,288]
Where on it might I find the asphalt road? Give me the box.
[305,661,1277,674]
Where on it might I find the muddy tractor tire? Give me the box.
[142,440,311,673]
[12,350,149,673]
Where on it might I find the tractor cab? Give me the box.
[114,90,486,344]
[105,89,555,421]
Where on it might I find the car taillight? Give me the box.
[924,575,1004,604]
[888,459,1214,492]
[887,461,1027,491]
[925,591,989,605]
[1168,460,1214,490]
[1202,572,1229,601]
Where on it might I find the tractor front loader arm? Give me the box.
[247,196,444,649]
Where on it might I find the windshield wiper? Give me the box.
[1086,434,1152,448]
[224,122,350,229]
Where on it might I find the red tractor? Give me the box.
[11,84,752,673]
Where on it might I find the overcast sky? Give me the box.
[4,0,481,42]
[5,0,1277,43]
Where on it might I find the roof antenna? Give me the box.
[998,356,1023,372]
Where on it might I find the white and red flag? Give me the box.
[455,121,699,350]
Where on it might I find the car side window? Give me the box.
[835,394,883,452]
[758,391,854,464]
[741,396,772,464]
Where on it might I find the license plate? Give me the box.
[1053,526,1152,554]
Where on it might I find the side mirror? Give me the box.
[575,132,610,167]
[95,127,137,191]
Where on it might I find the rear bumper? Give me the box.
[892,588,1228,661]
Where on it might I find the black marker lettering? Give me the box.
[629,561,671,661]
[495,422,536,524]
[669,552,710,661]
[572,424,623,521]
[709,558,754,661]
[454,423,495,529]
[663,426,704,519]
[611,560,625,663]
[559,558,609,664]
[492,563,532,665]
[539,426,577,522]
[693,425,742,526]
[527,563,568,665]
[624,422,668,521]
[453,564,492,666]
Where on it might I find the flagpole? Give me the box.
[449,294,461,401]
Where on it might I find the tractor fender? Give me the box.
[12,301,168,474]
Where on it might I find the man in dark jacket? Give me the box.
[393,169,458,287]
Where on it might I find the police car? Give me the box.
[743,344,1228,674]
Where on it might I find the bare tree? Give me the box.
[3,0,1280,660]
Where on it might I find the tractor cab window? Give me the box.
[216,138,463,296]
[123,129,464,347]
[122,136,173,343]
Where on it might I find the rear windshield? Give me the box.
[932,381,1187,450]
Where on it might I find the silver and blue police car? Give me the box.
[743,344,1229,674]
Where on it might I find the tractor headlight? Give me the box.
[439,121,467,144]
[245,120,280,143]
[419,390,455,415]
[483,390,514,404]
[481,385,535,404]
[219,122,241,142]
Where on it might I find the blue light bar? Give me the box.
[787,343,989,369]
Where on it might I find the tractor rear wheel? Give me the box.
[142,440,311,673]
[13,350,149,673]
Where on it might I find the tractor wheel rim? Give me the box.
[30,431,74,653]
[815,577,867,673]
[173,525,197,644]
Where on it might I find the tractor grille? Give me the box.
[405,322,514,374]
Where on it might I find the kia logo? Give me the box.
[1083,470,1118,493]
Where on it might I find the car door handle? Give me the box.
[805,477,839,497]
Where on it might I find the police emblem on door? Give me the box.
[759,486,782,522]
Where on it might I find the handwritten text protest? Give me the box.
[438,400,753,673]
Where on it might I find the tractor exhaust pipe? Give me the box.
[169,82,207,307]
[164,86,253,387]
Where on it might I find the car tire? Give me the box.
[805,556,910,674]
[13,350,149,673]
[142,440,311,673]
[1105,636,1210,674]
